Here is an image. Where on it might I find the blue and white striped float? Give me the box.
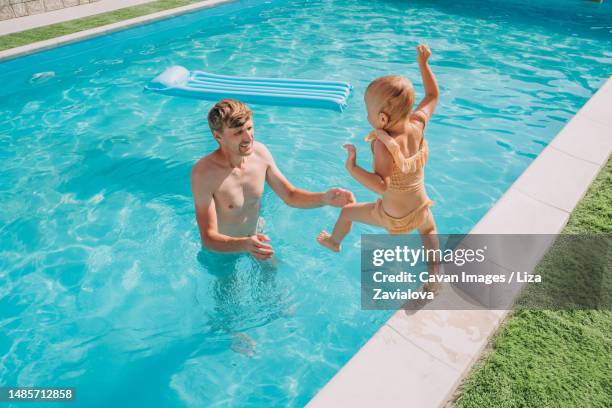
[146,66,351,112]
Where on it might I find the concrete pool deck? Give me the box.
[0,1,610,407]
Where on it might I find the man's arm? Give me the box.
[191,164,273,259]
[261,144,354,208]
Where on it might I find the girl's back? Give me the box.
[370,117,428,217]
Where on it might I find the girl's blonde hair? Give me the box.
[365,75,415,129]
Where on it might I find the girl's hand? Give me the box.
[343,143,357,170]
[417,44,431,64]
[323,188,356,207]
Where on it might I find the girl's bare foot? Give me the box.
[317,231,340,252]
[423,263,444,295]
[422,281,441,295]
[402,281,441,314]
[230,332,256,358]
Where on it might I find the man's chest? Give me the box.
[214,164,266,211]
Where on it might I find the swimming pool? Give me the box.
[0,0,610,406]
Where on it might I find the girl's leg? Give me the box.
[318,202,380,252]
[418,209,441,292]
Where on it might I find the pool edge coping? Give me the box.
[0,0,233,62]
[306,77,612,408]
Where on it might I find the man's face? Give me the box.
[216,119,254,156]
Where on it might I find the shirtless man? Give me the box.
[191,99,355,261]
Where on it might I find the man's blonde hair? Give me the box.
[207,99,253,134]
[365,75,415,129]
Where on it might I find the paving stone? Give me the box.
[513,146,600,213]
[386,287,504,373]
[0,5,15,20]
[43,0,63,11]
[11,3,27,17]
[551,114,612,165]
[25,0,44,14]
[307,325,460,408]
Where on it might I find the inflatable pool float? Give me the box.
[146,66,352,111]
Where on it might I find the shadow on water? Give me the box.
[398,0,612,41]
[58,148,192,200]
[55,144,280,210]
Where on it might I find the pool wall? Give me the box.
[1,1,610,407]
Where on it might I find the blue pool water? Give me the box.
[0,0,610,406]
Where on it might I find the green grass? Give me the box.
[453,159,612,408]
[0,0,207,52]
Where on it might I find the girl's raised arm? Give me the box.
[412,45,439,126]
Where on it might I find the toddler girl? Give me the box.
[317,45,440,278]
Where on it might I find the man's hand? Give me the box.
[417,44,431,64]
[323,187,356,207]
[245,234,274,260]
[343,143,357,171]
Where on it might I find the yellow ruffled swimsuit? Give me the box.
[365,129,433,234]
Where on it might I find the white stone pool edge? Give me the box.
[0,3,610,407]
[307,78,612,408]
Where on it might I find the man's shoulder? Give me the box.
[192,152,221,180]
[253,141,273,161]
